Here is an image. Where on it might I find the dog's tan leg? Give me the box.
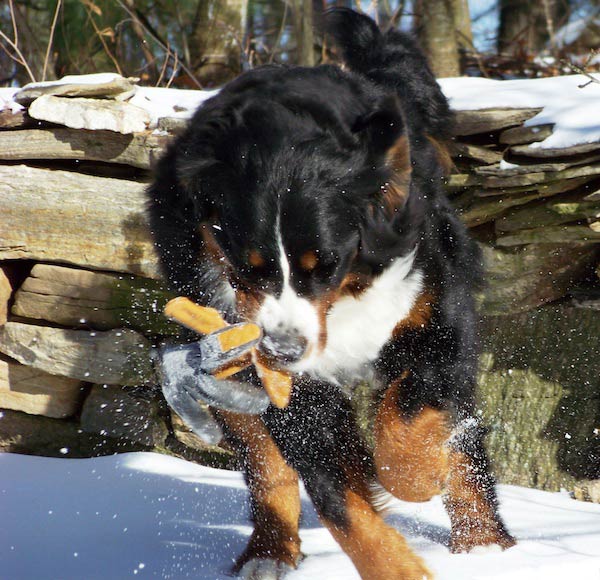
[374,380,451,503]
[374,380,515,553]
[217,410,302,575]
[444,447,516,553]
[324,478,433,580]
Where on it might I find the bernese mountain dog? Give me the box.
[146,8,515,579]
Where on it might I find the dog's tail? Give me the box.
[324,8,453,140]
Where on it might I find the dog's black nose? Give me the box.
[258,329,308,364]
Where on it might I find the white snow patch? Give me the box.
[1,452,599,579]
[130,86,218,127]
[0,88,24,113]
[499,160,520,170]
[439,74,600,150]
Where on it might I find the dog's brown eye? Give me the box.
[247,249,265,268]
[299,250,319,272]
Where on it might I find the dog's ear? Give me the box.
[353,96,419,270]
[353,95,412,218]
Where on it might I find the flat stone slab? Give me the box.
[0,127,168,169]
[499,124,554,145]
[453,108,542,136]
[29,95,150,134]
[0,164,159,278]
[13,74,138,104]
[12,264,177,335]
[0,322,154,386]
[80,384,167,446]
[0,356,84,418]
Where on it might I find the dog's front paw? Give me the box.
[450,525,516,554]
[238,558,294,580]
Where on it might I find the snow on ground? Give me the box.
[439,74,600,150]
[1,452,599,580]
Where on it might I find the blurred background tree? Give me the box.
[0,0,598,87]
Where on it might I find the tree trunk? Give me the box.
[417,0,460,77]
[293,0,315,66]
[451,0,473,51]
[188,0,248,87]
[498,0,568,55]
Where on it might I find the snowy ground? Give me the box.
[1,452,599,580]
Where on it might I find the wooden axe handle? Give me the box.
[164,297,293,409]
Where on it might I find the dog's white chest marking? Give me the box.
[296,252,423,382]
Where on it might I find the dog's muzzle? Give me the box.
[257,328,308,364]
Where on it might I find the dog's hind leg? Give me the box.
[263,379,432,580]
[374,378,515,553]
[216,410,302,577]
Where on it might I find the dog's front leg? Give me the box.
[214,409,303,578]
[263,377,432,580]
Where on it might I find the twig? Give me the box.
[115,0,203,88]
[9,0,19,49]
[156,42,171,87]
[166,51,178,88]
[82,2,123,75]
[561,54,600,89]
[0,30,36,83]
[42,0,62,81]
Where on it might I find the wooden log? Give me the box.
[453,108,542,136]
[14,75,138,105]
[499,123,554,145]
[496,225,600,246]
[28,95,150,134]
[480,243,598,315]
[0,128,168,169]
[0,355,84,418]
[12,264,178,336]
[0,165,159,278]
[0,322,154,386]
[511,142,600,158]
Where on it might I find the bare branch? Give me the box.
[561,54,600,89]
[42,0,62,81]
[0,30,36,83]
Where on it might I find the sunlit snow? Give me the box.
[1,452,599,580]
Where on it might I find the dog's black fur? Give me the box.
[147,8,513,577]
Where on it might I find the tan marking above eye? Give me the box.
[248,249,266,268]
[299,250,318,271]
